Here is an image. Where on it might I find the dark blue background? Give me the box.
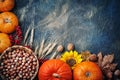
[13,0,120,67]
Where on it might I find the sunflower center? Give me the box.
[85,72,91,77]
[66,58,76,67]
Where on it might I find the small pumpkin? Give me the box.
[0,12,18,33]
[73,61,103,80]
[38,59,72,80]
[0,33,11,53]
[0,0,15,12]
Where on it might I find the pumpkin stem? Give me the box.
[0,0,4,2]
[85,72,91,77]
[52,73,61,78]
[4,18,12,23]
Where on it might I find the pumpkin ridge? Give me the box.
[55,60,65,71]
[57,63,68,72]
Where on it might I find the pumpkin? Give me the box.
[38,59,72,80]
[0,33,11,53]
[0,0,15,12]
[73,61,103,80]
[0,12,18,33]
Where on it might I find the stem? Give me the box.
[85,72,91,77]
[52,73,61,78]
[4,18,11,23]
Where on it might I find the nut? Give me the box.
[57,45,64,52]
[88,54,98,62]
[67,43,74,51]
[106,71,113,79]
[114,69,120,76]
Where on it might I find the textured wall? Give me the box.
[13,0,120,66]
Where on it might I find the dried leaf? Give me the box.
[97,52,103,67]
[108,54,114,63]
[102,55,110,67]
[103,63,117,71]
[102,54,114,67]
[109,63,117,71]
[80,51,91,61]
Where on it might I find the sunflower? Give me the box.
[60,50,82,69]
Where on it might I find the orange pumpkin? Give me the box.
[0,33,11,53]
[0,0,15,12]
[0,12,18,33]
[38,59,72,80]
[73,61,103,80]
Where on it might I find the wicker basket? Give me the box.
[0,45,39,80]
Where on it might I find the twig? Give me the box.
[29,28,35,47]
[50,45,63,59]
[34,46,39,57]
[23,27,31,43]
[43,43,57,58]
[50,52,57,59]
[40,43,52,58]
[38,39,45,57]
